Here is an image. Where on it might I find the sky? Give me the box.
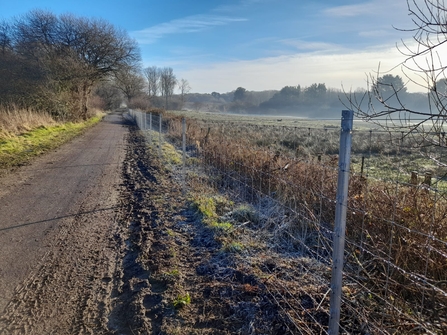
[0,0,427,93]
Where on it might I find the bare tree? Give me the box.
[0,20,12,54]
[345,0,447,165]
[159,67,176,110]
[93,80,123,110]
[178,78,191,109]
[143,66,160,97]
[113,67,146,103]
[6,10,140,119]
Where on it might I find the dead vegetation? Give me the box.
[0,106,56,139]
[156,112,447,334]
[114,125,298,334]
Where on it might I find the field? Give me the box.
[133,109,447,334]
[169,110,445,182]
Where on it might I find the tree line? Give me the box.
[0,10,191,120]
[0,10,140,120]
[90,65,190,112]
[188,83,353,117]
[184,74,440,119]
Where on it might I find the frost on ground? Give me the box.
[0,115,332,334]
[109,124,332,335]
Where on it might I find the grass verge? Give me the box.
[0,115,103,172]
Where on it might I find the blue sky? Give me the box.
[1,0,421,93]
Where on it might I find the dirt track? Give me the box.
[0,112,127,334]
[0,112,295,334]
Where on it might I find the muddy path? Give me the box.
[0,113,297,334]
[107,124,292,334]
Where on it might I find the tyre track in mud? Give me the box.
[107,126,172,334]
[110,123,289,334]
[108,123,213,334]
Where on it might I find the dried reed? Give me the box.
[0,106,56,139]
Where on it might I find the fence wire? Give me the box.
[129,109,447,334]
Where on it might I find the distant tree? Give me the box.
[374,74,407,99]
[143,66,160,97]
[231,87,257,112]
[113,67,146,103]
[432,79,447,96]
[305,83,327,100]
[211,91,221,99]
[233,87,247,101]
[93,80,123,110]
[280,85,301,97]
[159,67,176,109]
[260,85,301,109]
[178,78,191,109]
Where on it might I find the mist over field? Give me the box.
[179,81,431,119]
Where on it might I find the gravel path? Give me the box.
[0,112,127,334]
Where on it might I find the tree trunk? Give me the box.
[80,81,92,120]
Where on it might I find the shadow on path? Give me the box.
[0,206,119,232]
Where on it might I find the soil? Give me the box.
[107,123,294,335]
[0,111,326,334]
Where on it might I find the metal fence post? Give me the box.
[182,118,186,192]
[182,118,186,166]
[143,112,146,140]
[149,113,152,147]
[159,114,162,158]
[328,110,354,334]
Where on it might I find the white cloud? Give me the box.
[324,2,378,17]
[131,15,247,44]
[176,46,425,94]
[324,0,405,18]
[280,39,342,52]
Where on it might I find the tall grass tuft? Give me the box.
[0,106,57,139]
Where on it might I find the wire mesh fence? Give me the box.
[128,109,447,334]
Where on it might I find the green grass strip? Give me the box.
[0,115,103,171]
